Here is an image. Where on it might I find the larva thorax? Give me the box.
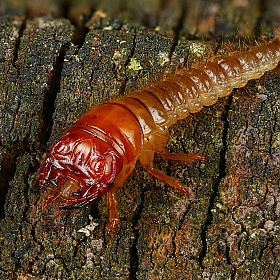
[115,32,280,150]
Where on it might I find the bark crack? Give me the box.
[199,95,233,268]
[12,14,26,78]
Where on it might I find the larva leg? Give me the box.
[154,130,206,164]
[107,185,120,236]
[107,162,136,235]
[146,162,194,199]
[139,152,194,199]
[158,151,206,165]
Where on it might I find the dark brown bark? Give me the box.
[0,1,280,279]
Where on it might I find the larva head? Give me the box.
[39,130,123,210]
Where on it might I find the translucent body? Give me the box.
[40,32,280,235]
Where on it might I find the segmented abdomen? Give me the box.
[114,34,280,147]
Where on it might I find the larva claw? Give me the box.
[175,181,195,200]
[107,218,121,236]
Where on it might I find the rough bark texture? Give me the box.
[0,0,280,279]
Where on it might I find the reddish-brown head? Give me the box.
[39,129,123,210]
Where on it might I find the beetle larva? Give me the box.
[39,31,280,234]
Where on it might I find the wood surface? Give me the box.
[0,0,280,279]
